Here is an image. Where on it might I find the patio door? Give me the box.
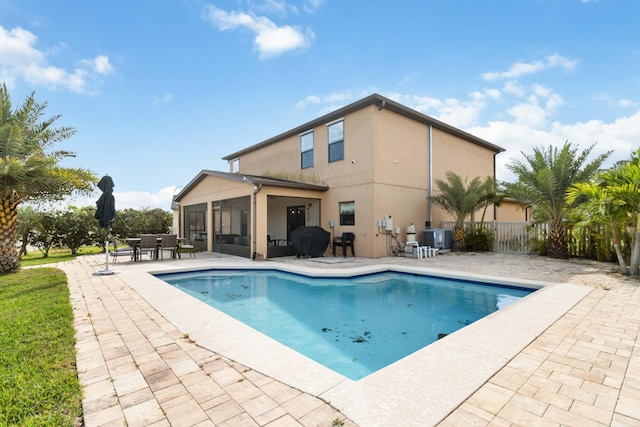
[287,205,306,243]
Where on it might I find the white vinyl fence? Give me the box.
[441,221,549,253]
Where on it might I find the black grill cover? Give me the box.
[290,226,330,258]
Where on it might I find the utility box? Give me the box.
[421,228,453,251]
[384,215,394,232]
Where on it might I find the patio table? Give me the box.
[125,237,184,261]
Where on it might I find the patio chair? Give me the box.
[179,233,197,258]
[159,234,178,259]
[109,239,134,263]
[332,232,355,257]
[139,234,159,260]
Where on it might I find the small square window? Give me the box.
[339,201,355,226]
[230,158,239,173]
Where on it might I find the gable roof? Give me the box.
[174,170,328,203]
[223,93,504,161]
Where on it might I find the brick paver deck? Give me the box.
[59,252,639,426]
[439,280,640,426]
[64,255,355,427]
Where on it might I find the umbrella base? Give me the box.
[93,269,120,276]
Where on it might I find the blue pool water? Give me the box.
[157,269,534,380]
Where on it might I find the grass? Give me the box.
[0,268,83,426]
[21,245,198,267]
[20,246,103,267]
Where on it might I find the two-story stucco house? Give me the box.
[174,93,504,259]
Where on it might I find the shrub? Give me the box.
[464,228,493,252]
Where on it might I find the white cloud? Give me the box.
[507,102,548,128]
[0,25,113,93]
[468,110,640,183]
[250,0,300,15]
[387,93,486,128]
[504,80,526,97]
[295,89,377,116]
[203,5,314,58]
[483,89,501,100]
[91,55,114,75]
[303,0,325,12]
[618,99,636,107]
[152,92,174,106]
[325,91,353,103]
[66,186,179,210]
[114,187,178,210]
[295,94,321,108]
[481,54,578,81]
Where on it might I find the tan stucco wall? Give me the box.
[196,104,500,258]
[496,200,530,222]
[430,128,497,226]
[373,106,429,188]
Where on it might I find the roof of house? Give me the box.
[223,93,505,161]
[174,170,328,203]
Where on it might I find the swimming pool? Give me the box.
[157,268,534,380]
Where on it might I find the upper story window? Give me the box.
[339,201,355,226]
[328,120,344,163]
[230,158,239,173]
[300,131,314,169]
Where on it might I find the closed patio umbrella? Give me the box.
[94,175,118,275]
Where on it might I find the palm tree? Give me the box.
[505,142,611,259]
[567,182,629,273]
[429,172,494,251]
[478,177,505,224]
[568,151,640,275]
[0,84,96,273]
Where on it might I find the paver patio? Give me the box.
[59,251,639,426]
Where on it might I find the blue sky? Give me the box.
[1,0,638,210]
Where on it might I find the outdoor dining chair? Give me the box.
[138,234,159,260]
[109,239,134,262]
[333,232,355,257]
[178,233,197,258]
[159,234,178,259]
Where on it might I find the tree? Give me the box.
[17,205,38,256]
[504,142,610,259]
[110,207,171,240]
[478,177,505,224]
[429,172,494,251]
[568,150,640,276]
[57,206,97,255]
[30,210,59,257]
[0,84,96,273]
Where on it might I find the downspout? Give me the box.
[251,183,262,260]
[493,152,498,221]
[427,125,433,228]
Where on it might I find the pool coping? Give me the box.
[120,259,592,426]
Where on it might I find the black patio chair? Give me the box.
[333,232,355,257]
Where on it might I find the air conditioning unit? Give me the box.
[421,228,453,251]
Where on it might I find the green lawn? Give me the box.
[20,246,103,267]
[0,268,83,426]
